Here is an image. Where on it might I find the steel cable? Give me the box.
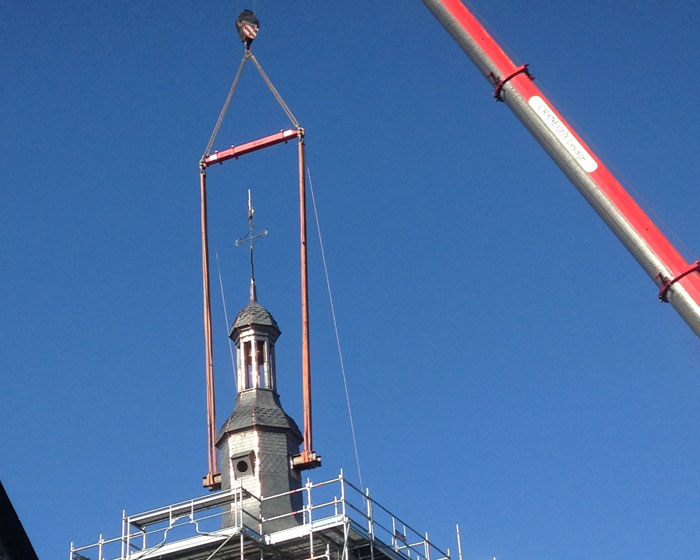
[203,50,300,160]
[249,53,300,129]
[215,249,238,392]
[203,52,250,158]
[307,165,364,492]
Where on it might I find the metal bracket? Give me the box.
[489,64,533,102]
[291,450,322,471]
[202,472,222,490]
[656,261,700,302]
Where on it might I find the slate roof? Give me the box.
[217,390,302,443]
[230,301,280,335]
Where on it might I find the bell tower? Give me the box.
[216,193,303,532]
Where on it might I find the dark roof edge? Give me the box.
[0,481,39,560]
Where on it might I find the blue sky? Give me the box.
[2,2,699,559]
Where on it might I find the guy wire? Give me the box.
[215,249,238,392]
[307,165,364,492]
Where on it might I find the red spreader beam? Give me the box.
[200,127,319,490]
[202,128,302,168]
[422,0,700,337]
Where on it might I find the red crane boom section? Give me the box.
[425,0,700,336]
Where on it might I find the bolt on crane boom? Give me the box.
[422,0,700,338]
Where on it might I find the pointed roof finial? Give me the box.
[235,189,268,303]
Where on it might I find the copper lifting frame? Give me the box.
[200,128,320,490]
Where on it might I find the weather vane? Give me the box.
[235,189,268,302]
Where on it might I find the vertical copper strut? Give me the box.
[298,137,314,460]
[200,169,220,489]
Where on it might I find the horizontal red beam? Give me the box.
[202,128,302,168]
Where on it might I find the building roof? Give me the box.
[0,481,39,560]
[216,390,302,443]
[230,301,280,337]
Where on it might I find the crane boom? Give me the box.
[422,0,700,338]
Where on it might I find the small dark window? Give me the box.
[232,452,255,479]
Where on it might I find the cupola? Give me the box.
[230,300,280,392]
[215,192,304,532]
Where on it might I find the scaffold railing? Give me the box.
[70,470,451,560]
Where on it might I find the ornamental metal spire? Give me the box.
[235,189,268,302]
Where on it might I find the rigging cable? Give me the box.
[249,53,300,128]
[203,53,250,158]
[203,51,300,160]
[307,166,364,492]
[215,249,238,392]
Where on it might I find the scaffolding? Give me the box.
[70,471,451,560]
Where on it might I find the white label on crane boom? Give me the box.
[528,96,598,173]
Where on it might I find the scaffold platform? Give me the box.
[70,472,451,560]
